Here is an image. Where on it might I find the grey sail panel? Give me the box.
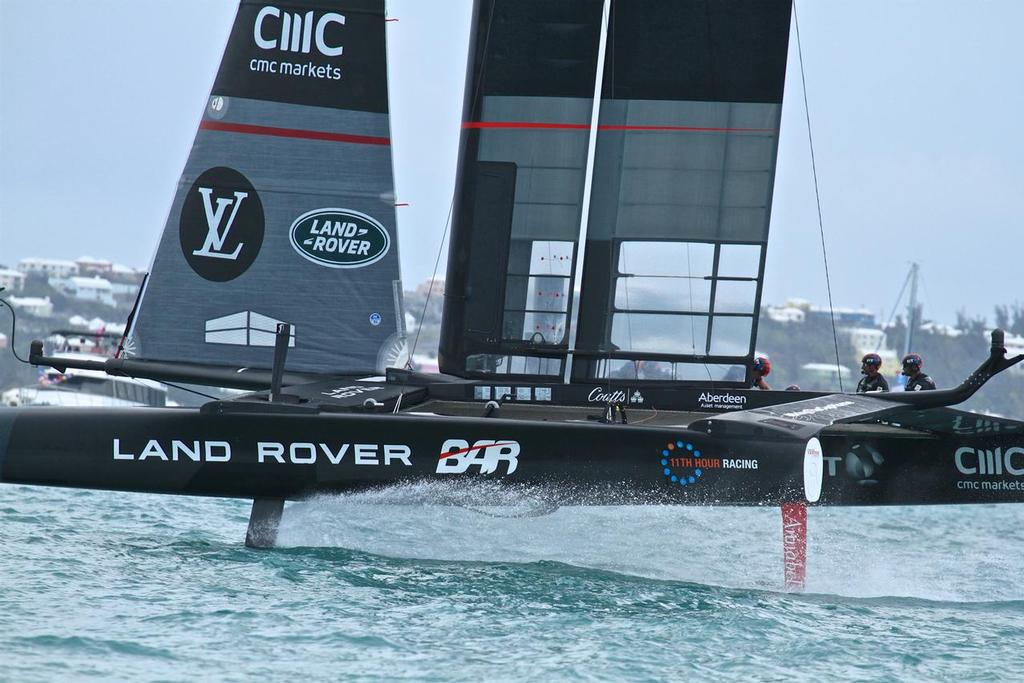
[438,0,605,379]
[572,0,792,384]
[128,0,404,375]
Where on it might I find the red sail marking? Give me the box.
[200,120,391,146]
[462,121,777,133]
[438,442,518,460]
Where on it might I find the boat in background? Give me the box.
[1,0,1021,592]
[2,331,169,408]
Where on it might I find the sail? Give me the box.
[127,0,404,375]
[572,0,793,384]
[438,0,606,378]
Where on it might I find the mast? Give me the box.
[563,0,612,384]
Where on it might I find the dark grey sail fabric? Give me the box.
[438,0,605,378]
[572,0,793,384]
[128,0,404,375]
[440,0,793,384]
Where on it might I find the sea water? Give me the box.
[2,483,1023,681]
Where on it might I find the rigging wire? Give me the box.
[793,2,844,392]
[161,381,219,401]
[406,1,499,370]
[0,294,31,364]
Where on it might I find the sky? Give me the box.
[1,0,1022,326]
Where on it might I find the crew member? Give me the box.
[901,353,936,391]
[856,353,889,393]
[751,356,771,390]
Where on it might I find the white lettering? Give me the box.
[437,439,520,475]
[320,443,349,464]
[254,6,280,49]
[139,440,168,461]
[258,442,286,464]
[354,444,379,465]
[384,444,412,466]
[205,441,231,463]
[290,443,317,464]
[113,438,134,460]
[315,13,345,56]
[955,446,977,475]
[171,440,201,462]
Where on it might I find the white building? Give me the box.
[111,263,142,279]
[766,306,805,323]
[51,276,116,306]
[7,296,53,317]
[75,256,113,275]
[847,327,900,375]
[0,268,26,292]
[18,258,79,278]
[0,332,7,349]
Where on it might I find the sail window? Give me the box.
[501,240,574,344]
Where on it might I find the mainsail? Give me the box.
[572,0,792,384]
[440,0,792,385]
[438,0,606,378]
[128,0,404,375]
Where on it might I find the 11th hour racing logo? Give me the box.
[437,439,520,475]
[250,6,345,81]
[659,438,758,489]
[179,167,264,282]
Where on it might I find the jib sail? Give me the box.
[572,0,792,384]
[438,0,606,378]
[127,0,404,375]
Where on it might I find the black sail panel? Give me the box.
[439,0,605,379]
[572,0,793,384]
[128,0,404,376]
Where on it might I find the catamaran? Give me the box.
[1,0,1021,590]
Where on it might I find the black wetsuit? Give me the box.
[857,373,889,393]
[904,373,936,391]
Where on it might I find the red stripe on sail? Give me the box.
[462,121,590,130]
[462,121,776,133]
[200,120,391,146]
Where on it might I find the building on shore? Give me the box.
[49,276,117,307]
[0,268,26,292]
[17,258,79,279]
[6,296,54,317]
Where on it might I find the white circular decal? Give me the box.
[803,437,823,503]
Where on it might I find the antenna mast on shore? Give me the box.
[904,261,920,358]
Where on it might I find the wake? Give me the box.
[274,481,1024,602]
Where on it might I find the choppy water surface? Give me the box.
[3,483,1024,681]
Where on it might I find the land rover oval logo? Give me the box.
[289,208,391,269]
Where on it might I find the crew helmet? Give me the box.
[861,353,882,367]
[753,356,772,376]
[901,353,923,370]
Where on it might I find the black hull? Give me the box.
[2,406,1022,507]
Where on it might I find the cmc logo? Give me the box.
[955,445,1024,475]
[437,439,520,475]
[254,6,345,56]
[289,208,390,269]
